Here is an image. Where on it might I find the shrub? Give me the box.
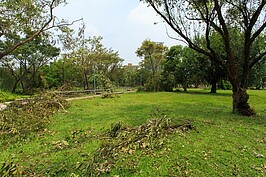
[0,91,16,102]
[220,80,232,90]
[136,86,146,92]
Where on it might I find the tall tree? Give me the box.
[143,0,266,116]
[136,39,168,91]
[69,36,123,90]
[2,34,60,93]
[194,32,228,93]
[161,45,183,91]
[163,46,203,92]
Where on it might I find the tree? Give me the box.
[0,0,78,60]
[196,56,226,93]
[193,32,228,93]
[136,39,168,91]
[40,57,81,89]
[161,45,182,91]
[117,65,142,87]
[162,45,203,92]
[177,47,202,91]
[143,0,266,116]
[0,67,14,91]
[70,36,123,90]
[1,34,60,93]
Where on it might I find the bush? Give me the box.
[136,86,146,92]
[0,91,17,102]
[220,80,232,90]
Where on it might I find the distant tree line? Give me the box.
[0,37,265,94]
[0,33,124,93]
[134,39,265,93]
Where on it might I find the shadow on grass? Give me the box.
[179,89,232,97]
[120,97,265,127]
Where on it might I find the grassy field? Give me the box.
[0,89,265,176]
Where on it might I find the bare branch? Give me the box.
[250,21,266,44]
[250,50,266,69]
[164,25,188,45]
[248,1,265,31]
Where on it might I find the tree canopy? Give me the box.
[0,0,75,60]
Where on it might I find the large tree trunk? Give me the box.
[182,83,188,92]
[210,80,217,93]
[232,87,255,116]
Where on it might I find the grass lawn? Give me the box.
[0,89,265,176]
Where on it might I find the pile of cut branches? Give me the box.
[79,116,198,176]
[0,93,70,145]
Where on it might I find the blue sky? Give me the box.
[54,0,181,65]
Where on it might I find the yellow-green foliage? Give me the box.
[0,91,17,102]
[0,90,29,103]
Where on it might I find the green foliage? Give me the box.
[220,80,232,90]
[41,58,80,89]
[116,66,142,88]
[136,39,168,91]
[162,45,203,91]
[3,34,60,93]
[0,93,70,145]
[249,59,266,89]
[107,121,126,137]
[57,32,123,90]
[0,0,68,59]
[136,86,146,92]
[0,68,15,91]
[0,90,18,102]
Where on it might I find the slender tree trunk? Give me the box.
[210,80,217,93]
[12,78,20,93]
[83,72,89,90]
[183,83,188,92]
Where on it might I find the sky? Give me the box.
[54,0,182,65]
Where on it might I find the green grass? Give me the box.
[0,89,265,176]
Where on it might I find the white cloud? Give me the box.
[85,24,101,37]
[126,3,179,47]
[127,3,160,26]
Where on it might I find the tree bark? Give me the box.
[12,78,20,93]
[183,84,188,92]
[232,87,255,116]
[210,80,217,93]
